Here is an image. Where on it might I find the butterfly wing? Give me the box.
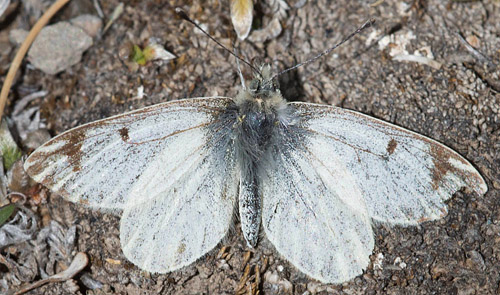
[25,97,236,209]
[260,123,375,283]
[288,102,487,225]
[25,97,240,273]
[118,122,239,272]
[261,102,487,283]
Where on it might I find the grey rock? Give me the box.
[9,28,29,45]
[70,14,103,38]
[28,21,93,74]
[23,129,51,150]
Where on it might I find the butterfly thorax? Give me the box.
[233,65,287,163]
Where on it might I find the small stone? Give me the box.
[465,35,480,48]
[465,250,485,270]
[492,180,500,190]
[70,14,103,38]
[63,279,80,293]
[248,17,282,43]
[27,21,93,74]
[457,287,476,295]
[431,264,448,279]
[9,28,29,45]
[23,129,51,150]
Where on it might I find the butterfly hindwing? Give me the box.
[260,121,374,283]
[118,123,239,272]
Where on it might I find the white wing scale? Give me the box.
[120,132,239,272]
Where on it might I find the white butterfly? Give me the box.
[24,64,487,284]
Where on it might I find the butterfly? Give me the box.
[23,63,487,284]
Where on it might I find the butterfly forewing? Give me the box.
[24,97,235,210]
[288,102,487,225]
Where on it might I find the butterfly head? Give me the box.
[248,64,278,97]
[235,64,286,114]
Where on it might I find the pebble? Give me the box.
[248,17,282,43]
[465,250,485,270]
[9,28,29,45]
[23,129,51,150]
[27,21,93,74]
[70,14,103,38]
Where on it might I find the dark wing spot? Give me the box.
[65,131,86,172]
[119,127,130,142]
[386,138,398,155]
[430,144,453,190]
[417,216,431,223]
[78,199,90,205]
[428,144,474,191]
[26,129,86,178]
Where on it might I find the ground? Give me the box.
[1,0,499,294]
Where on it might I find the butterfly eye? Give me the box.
[249,80,260,93]
[273,80,279,90]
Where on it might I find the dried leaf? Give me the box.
[0,0,10,18]
[103,2,124,33]
[12,106,43,142]
[0,220,82,292]
[264,0,289,20]
[143,43,175,62]
[12,91,47,117]
[231,0,254,40]
[392,54,442,70]
[7,160,30,193]
[131,41,175,66]
[0,205,36,248]
[80,273,104,290]
[11,252,88,295]
[33,221,77,277]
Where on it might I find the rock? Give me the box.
[27,21,93,74]
[23,129,51,150]
[70,14,103,38]
[248,17,282,43]
[9,28,29,45]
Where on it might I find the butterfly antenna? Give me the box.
[234,47,247,89]
[270,18,376,81]
[175,8,262,78]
